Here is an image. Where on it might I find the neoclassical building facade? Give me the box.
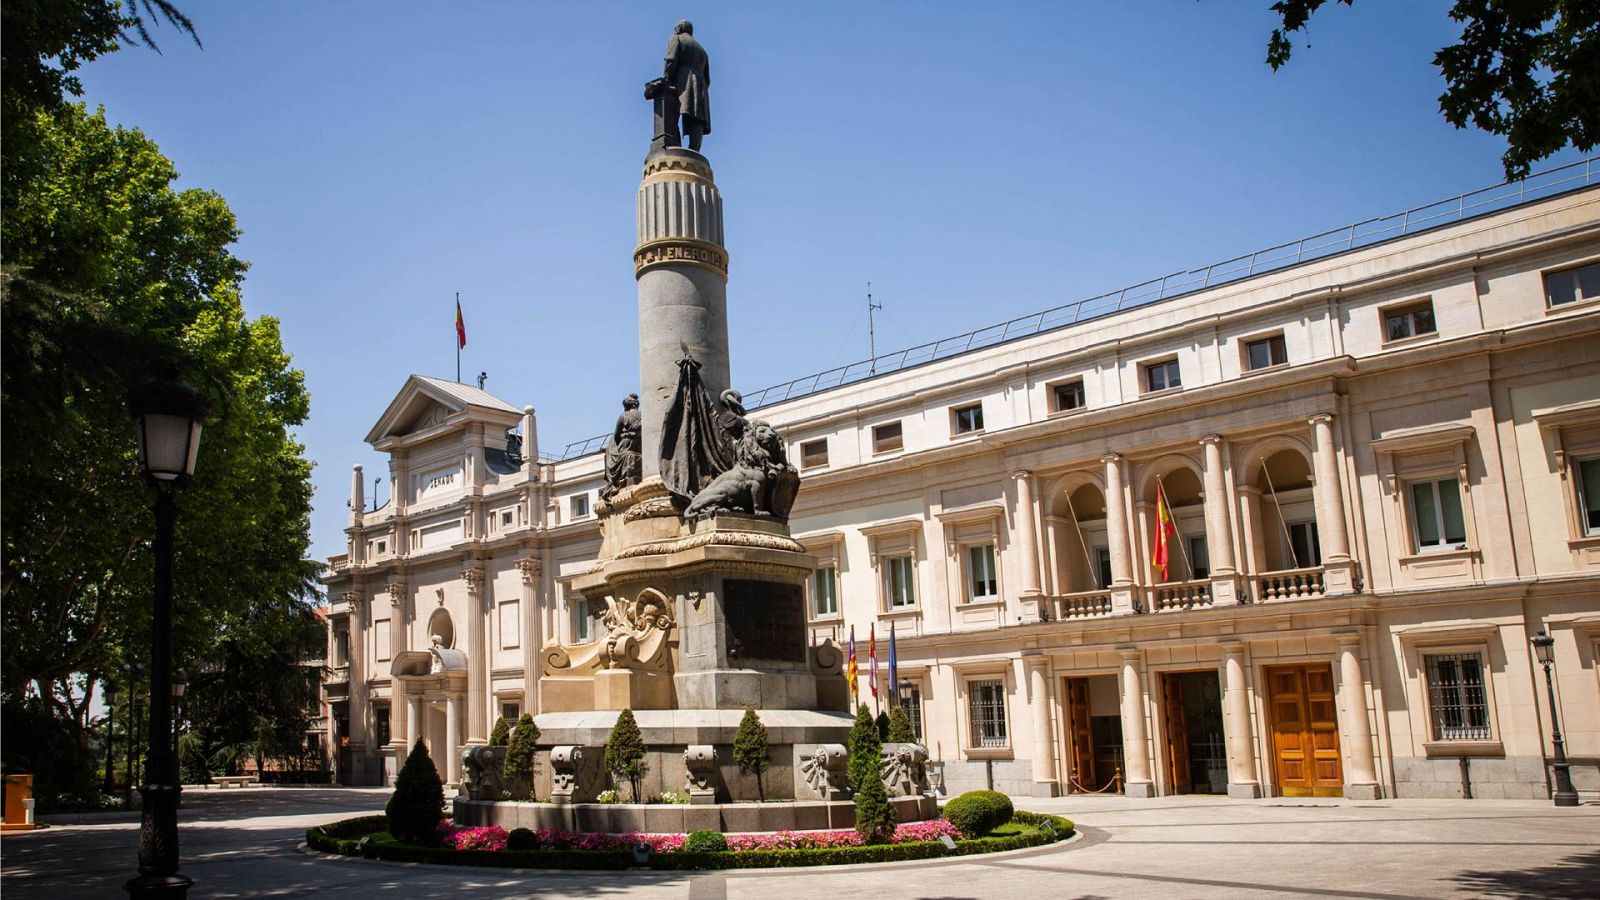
[325,170,1600,802]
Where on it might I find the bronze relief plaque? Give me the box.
[723,579,805,663]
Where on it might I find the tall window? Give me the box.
[1287,521,1322,568]
[1409,478,1467,552]
[1144,358,1182,393]
[873,422,904,455]
[1577,458,1600,536]
[1188,535,1210,580]
[573,598,593,641]
[952,403,984,435]
[966,544,998,600]
[813,566,838,616]
[1544,261,1600,307]
[375,708,391,746]
[1052,379,1086,413]
[801,439,829,470]
[968,679,1008,748]
[1384,300,1436,341]
[1245,334,1288,370]
[336,631,350,667]
[1425,652,1491,740]
[886,555,916,608]
[901,686,924,740]
[1094,546,1113,590]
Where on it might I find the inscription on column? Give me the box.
[724,580,805,663]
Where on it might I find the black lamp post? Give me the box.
[126,378,209,899]
[103,684,120,794]
[1531,630,1580,807]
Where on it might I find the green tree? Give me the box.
[1266,0,1599,178]
[886,705,916,744]
[847,703,896,844]
[502,713,540,799]
[489,716,511,747]
[604,708,648,802]
[732,707,770,801]
[875,710,891,741]
[386,738,444,844]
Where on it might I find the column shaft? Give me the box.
[1103,455,1134,586]
[1119,650,1154,797]
[1310,415,1352,561]
[1221,646,1261,797]
[1337,636,1380,798]
[445,694,462,785]
[408,694,426,750]
[465,569,488,745]
[345,592,368,762]
[1013,471,1043,597]
[1199,436,1237,575]
[1027,659,1059,789]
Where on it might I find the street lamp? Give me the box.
[1530,630,1579,807]
[126,378,209,899]
[103,684,120,794]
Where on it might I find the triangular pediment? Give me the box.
[365,375,521,447]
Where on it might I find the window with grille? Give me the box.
[902,687,924,740]
[375,708,391,746]
[1577,458,1600,536]
[1144,358,1182,393]
[1383,301,1437,341]
[501,702,520,722]
[968,679,1008,748]
[1544,261,1600,307]
[1052,379,1086,413]
[801,439,829,470]
[1408,478,1468,552]
[886,556,916,608]
[1425,652,1491,740]
[813,566,838,616]
[966,544,998,600]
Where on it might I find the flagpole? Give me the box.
[455,291,461,383]
[1261,464,1302,569]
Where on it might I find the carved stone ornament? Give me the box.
[600,589,675,669]
[341,590,363,605]
[880,742,931,798]
[462,568,485,595]
[684,744,719,802]
[514,558,541,585]
[614,527,806,560]
[796,743,850,800]
[460,745,509,801]
[549,745,603,805]
[385,581,407,605]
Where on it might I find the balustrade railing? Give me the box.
[1052,590,1113,620]
[1252,566,1326,602]
[1151,580,1213,612]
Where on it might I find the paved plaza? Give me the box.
[2,788,1596,898]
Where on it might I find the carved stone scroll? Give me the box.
[796,743,850,800]
[880,742,931,798]
[460,745,509,801]
[684,744,719,804]
[549,745,602,805]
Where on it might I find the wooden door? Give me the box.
[1266,664,1343,797]
[1161,674,1192,794]
[1064,678,1095,789]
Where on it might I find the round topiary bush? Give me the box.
[683,829,728,853]
[942,789,1014,838]
[506,827,538,851]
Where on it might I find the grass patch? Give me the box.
[305,812,1074,870]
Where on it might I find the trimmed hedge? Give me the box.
[683,830,728,853]
[942,790,1014,838]
[304,812,1074,871]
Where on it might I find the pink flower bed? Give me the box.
[432,818,962,853]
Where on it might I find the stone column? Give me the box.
[386,579,408,762]
[1336,633,1381,799]
[463,566,488,746]
[1237,486,1267,574]
[1012,471,1044,599]
[1026,656,1059,793]
[1309,415,1357,595]
[408,693,426,751]
[635,149,729,479]
[516,557,542,715]
[1102,454,1138,615]
[1118,648,1155,797]
[1219,642,1261,798]
[444,692,463,785]
[520,406,538,479]
[389,679,407,786]
[348,465,365,564]
[1200,435,1242,605]
[344,590,368,761]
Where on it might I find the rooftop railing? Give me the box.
[548,156,1597,462]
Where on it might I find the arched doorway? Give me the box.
[1048,481,1112,594]
[1140,464,1205,583]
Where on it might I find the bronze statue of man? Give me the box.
[660,19,710,151]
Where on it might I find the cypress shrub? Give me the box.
[502,713,541,799]
[886,706,916,743]
[846,703,896,844]
[683,829,728,853]
[731,707,770,801]
[385,738,444,844]
[488,716,511,747]
[604,708,648,801]
[875,710,891,741]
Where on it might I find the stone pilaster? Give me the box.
[463,566,488,745]
[1118,648,1155,797]
[344,589,369,766]
[1025,655,1059,792]
[515,557,542,715]
[1336,632,1381,799]
[1220,642,1261,798]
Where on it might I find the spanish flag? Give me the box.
[455,297,467,350]
[1153,479,1178,581]
[845,626,859,703]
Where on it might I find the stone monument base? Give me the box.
[451,795,939,835]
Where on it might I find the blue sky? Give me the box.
[75,1,1585,567]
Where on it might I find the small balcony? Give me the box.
[1250,566,1327,603]
[1050,589,1113,620]
[1150,579,1212,612]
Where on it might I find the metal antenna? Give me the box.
[867,282,883,375]
[373,477,381,512]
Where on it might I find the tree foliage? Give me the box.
[1266,0,1599,177]
[386,738,444,844]
[732,707,770,801]
[502,713,540,799]
[603,708,648,802]
[846,704,896,844]
[489,716,511,747]
[886,705,916,744]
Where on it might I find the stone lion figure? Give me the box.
[683,420,800,521]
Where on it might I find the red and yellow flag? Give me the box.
[845,626,859,702]
[1153,480,1178,581]
[455,298,467,349]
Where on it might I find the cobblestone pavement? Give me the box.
[2,788,1596,898]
